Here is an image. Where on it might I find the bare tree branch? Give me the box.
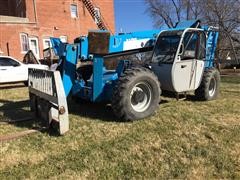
[171,0,181,22]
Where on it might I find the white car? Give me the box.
[0,56,49,84]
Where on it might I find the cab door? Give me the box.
[150,30,182,92]
[172,31,206,92]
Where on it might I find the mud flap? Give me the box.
[28,69,69,135]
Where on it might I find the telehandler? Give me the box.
[28,20,220,134]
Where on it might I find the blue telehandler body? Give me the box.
[28,20,220,134]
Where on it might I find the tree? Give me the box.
[145,0,202,28]
[182,0,202,20]
[200,0,240,63]
[145,0,181,28]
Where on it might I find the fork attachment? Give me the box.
[28,68,69,135]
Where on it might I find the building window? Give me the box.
[60,36,68,43]
[70,4,78,18]
[43,38,51,49]
[94,7,101,24]
[20,33,29,53]
[28,37,40,59]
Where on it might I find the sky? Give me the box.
[114,0,154,33]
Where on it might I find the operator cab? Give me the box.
[150,28,206,93]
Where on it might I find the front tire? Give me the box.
[195,68,220,101]
[112,67,161,121]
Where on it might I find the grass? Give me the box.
[0,76,240,179]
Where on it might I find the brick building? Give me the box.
[0,0,115,60]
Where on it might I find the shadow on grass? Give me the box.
[0,97,121,136]
[0,99,49,135]
[0,83,25,90]
[161,90,198,102]
[68,98,118,122]
[0,96,171,135]
[68,97,171,122]
[0,99,31,120]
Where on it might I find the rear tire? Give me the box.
[112,67,161,121]
[195,68,220,101]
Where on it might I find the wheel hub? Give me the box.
[130,82,152,113]
[209,77,216,97]
[132,90,145,104]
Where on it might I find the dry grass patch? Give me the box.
[0,76,239,179]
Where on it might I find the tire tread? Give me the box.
[112,67,161,121]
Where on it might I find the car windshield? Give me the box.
[152,31,182,64]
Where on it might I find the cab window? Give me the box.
[181,32,198,60]
[198,32,206,60]
[152,31,182,64]
[181,31,206,60]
